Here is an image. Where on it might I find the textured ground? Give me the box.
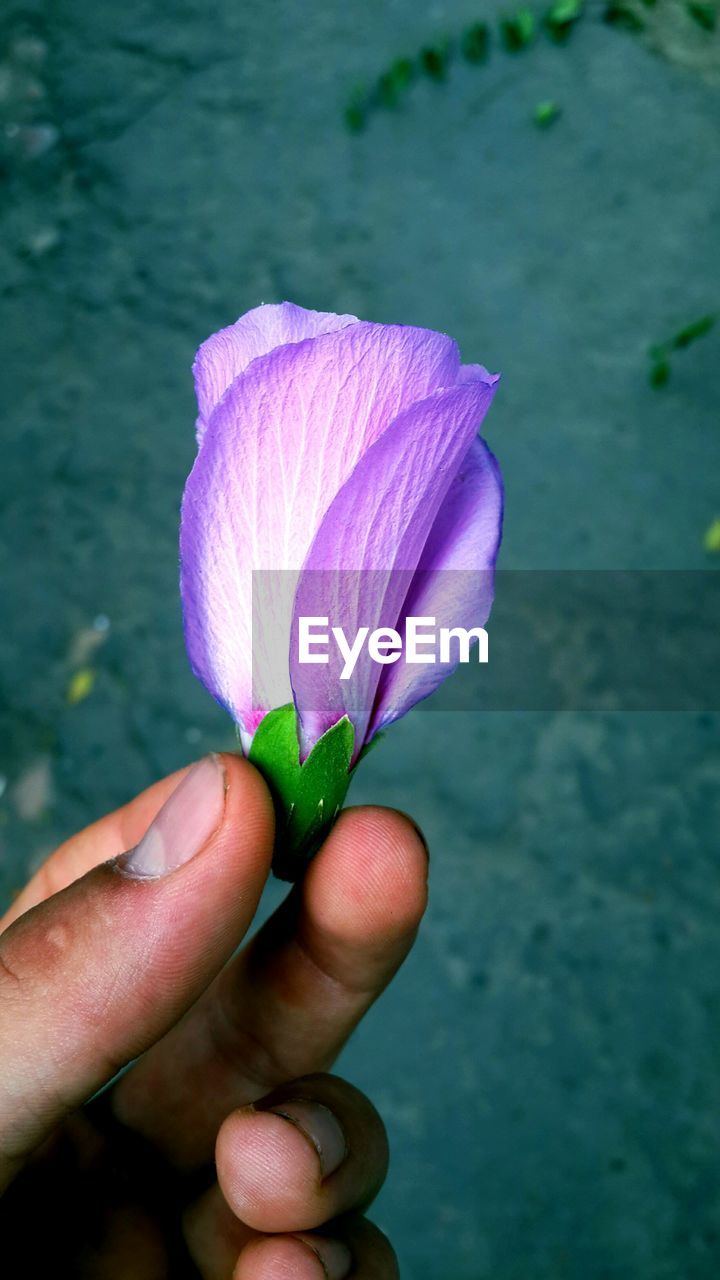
[1,1,720,1276]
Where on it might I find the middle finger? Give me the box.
[110,806,428,1169]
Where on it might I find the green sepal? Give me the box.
[248,704,356,881]
[357,729,384,763]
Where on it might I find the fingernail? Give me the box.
[114,755,226,879]
[262,1099,347,1179]
[293,1233,353,1280]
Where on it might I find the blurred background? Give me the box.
[1,1,719,1276]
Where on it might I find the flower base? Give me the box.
[248,704,355,881]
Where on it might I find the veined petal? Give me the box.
[193,301,359,442]
[369,436,503,736]
[289,371,499,756]
[180,321,463,736]
[458,361,497,383]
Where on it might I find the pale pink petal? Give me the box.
[289,372,500,756]
[193,301,359,441]
[369,436,503,736]
[181,321,462,735]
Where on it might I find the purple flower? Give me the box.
[180,302,503,761]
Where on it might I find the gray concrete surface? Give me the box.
[1,2,720,1276]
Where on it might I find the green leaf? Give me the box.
[671,313,715,350]
[249,704,356,881]
[687,1,717,29]
[376,71,400,109]
[357,729,385,763]
[533,100,562,128]
[419,40,452,80]
[461,22,491,62]
[389,56,416,90]
[547,0,583,21]
[603,1,645,30]
[545,0,584,37]
[376,57,416,109]
[500,8,536,51]
[344,85,368,133]
[650,358,671,388]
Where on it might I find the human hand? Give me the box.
[0,753,428,1277]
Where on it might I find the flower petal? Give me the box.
[181,321,463,736]
[193,302,359,442]
[289,372,499,755]
[369,436,503,736]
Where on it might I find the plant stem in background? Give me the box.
[344,1,717,130]
[649,313,716,387]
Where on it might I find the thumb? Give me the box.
[0,754,273,1191]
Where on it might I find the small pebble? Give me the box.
[24,226,60,257]
[13,757,53,821]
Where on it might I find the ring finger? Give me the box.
[182,1073,390,1277]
